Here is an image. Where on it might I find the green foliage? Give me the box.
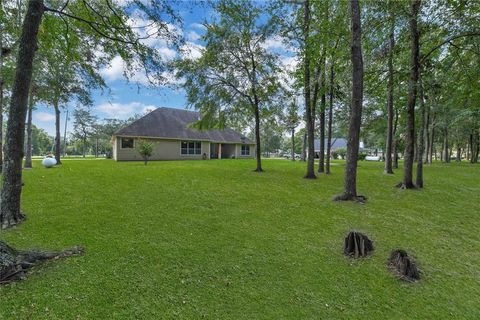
[175,0,284,131]
[333,147,347,159]
[136,139,154,165]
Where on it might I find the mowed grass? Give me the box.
[0,159,479,319]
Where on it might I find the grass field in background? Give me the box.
[0,159,479,319]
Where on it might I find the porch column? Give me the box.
[218,144,222,159]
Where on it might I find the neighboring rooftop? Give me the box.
[314,138,347,151]
[114,107,255,144]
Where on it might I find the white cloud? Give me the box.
[181,42,204,60]
[101,56,125,82]
[96,102,157,119]
[186,30,201,41]
[157,47,177,60]
[190,23,207,30]
[35,112,56,122]
[262,36,293,53]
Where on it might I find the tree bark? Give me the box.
[385,2,395,174]
[393,107,399,169]
[0,80,3,173]
[303,0,316,179]
[326,61,334,175]
[443,127,449,163]
[54,102,62,164]
[253,101,263,172]
[0,24,5,174]
[429,117,435,163]
[399,0,420,189]
[0,0,44,229]
[301,132,306,161]
[24,90,34,169]
[472,131,479,163]
[0,240,84,284]
[291,128,295,161]
[424,97,430,164]
[416,73,426,188]
[456,147,461,162]
[318,70,326,173]
[334,0,364,201]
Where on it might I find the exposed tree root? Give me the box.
[332,193,367,203]
[388,249,420,282]
[303,174,317,179]
[253,168,264,173]
[395,182,417,189]
[344,231,374,258]
[0,212,27,230]
[0,240,84,284]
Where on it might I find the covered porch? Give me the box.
[210,143,237,159]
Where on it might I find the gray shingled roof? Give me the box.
[314,138,347,151]
[114,107,255,144]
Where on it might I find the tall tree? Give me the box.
[177,0,283,172]
[398,0,421,189]
[384,1,396,174]
[302,0,317,179]
[282,101,300,161]
[72,107,96,157]
[334,0,364,202]
[24,84,36,169]
[0,0,43,229]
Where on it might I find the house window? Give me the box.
[121,138,134,149]
[241,145,250,155]
[181,141,202,155]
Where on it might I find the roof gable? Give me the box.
[114,107,255,144]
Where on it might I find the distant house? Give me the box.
[112,107,255,161]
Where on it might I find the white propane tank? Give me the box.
[42,157,57,168]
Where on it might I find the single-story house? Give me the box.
[112,107,256,161]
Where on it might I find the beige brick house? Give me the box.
[112,107,255,161]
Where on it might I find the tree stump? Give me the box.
[344,231,374,258]
[0,240,84,284]
[388,249,420,282]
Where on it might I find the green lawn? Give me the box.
[1,159,479,319]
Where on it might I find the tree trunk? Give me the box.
[0,0,44,229]
[291,128,295,161]
[24,91,34,169]
[301,132,306,161]
[399,0,420,189]
[318,75,326,173]
[63,109,68,157]
[303,0,316,179]
[467,134,472,161]
[393,107,399,169]
[443,128,449,163]
[82,134,86,158]
[385,4,395,174]
[334,0,364,201]
[54,102,62,164]
[326,62,334,175]
[430,121,435,163]
[456,147,461,162]
[472,131,479,163]
[424,97,430,164]
[0,80,3,173]
[416,73,426,188]
[253,102,263,172]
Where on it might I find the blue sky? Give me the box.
[32,1,295,136]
